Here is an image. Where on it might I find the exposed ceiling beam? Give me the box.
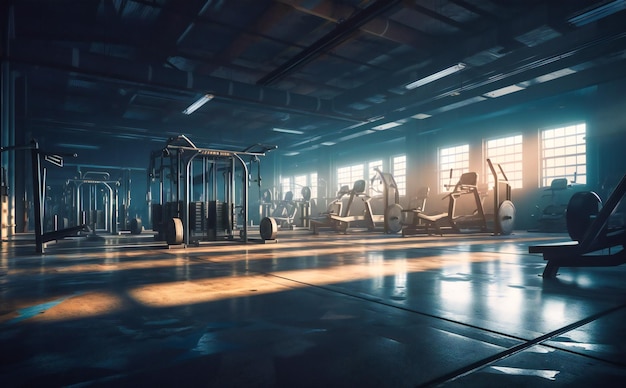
[8,44,364,123]
[257,0,402,86]
[276,0,435,52]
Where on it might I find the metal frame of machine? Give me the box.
[147,135,275,246]
[529,173,626,278]
[402,158,515,236]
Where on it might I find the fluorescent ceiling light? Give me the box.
[405,63,466,90]
[291,136,321,147]
[182,94,214,115]
[272,128,304,135]
[372,121,403,131]
[569,0,626,26]
[533,68,577,83]
[337,130,374,142]
[284,151,300,156]
[483,84,525,98]
[321,141,336,146]
[57,143,100,150]
[367,115,385,123]
[412,113,432,120]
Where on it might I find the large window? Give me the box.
[439,145,469,193]
[485,135,523,189]
[337,164,364,192]
[541,123,586,186]
[392,155,406,196]
[281,173,318,200]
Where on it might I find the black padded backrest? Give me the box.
[284,191,294,201]
[459,172,478,186]
[301,186,311,201]
[416,186,430,199]
[353,179,366,194]
[550,178,569,191]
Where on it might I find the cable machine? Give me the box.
[65,171,119,235]
[147,135,275,246]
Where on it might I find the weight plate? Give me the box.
[129,217,143,235]
[260,217,278,240]
[566,191,602,242]
[385,203,403,234]
[166,217,184,245]
[496,200,515,235]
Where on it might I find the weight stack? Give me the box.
[226,202,235,229]
[207,201,225,240]
[189,201,206,232]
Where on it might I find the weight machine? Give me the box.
[530,177,572,232]
[65,171,118,235]
[147,135,275,246]
[261,186,312,229]
[402,159,515,236]
[320,167,403,234]
[529,173,626,278]
[310,185,351,234]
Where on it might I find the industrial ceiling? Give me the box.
[3,0,626,159]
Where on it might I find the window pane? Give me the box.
[336,163,364,192]
[439,145,470,193]
[486,135,523,189]
[541,123,586,186]
[393,155,406,196]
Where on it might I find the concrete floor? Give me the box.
[1,229,626,387]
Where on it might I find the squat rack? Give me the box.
[148,135,275,245]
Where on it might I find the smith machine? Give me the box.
[1,140,89,253]
[148,135,276,246]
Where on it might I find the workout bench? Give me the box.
[529,173,626,278]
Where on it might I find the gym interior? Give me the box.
[2,1,626,386]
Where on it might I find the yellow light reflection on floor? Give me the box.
[9,235,557,277]
[4,234,562,323]
[128,251,502,308]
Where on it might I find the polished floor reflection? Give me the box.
[1,230,626,387]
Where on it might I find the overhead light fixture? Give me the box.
[57,143,100,150]
[533,68,577,84]
[568,0,626,26]
[272,128,304,135]
[372,121,403,131]
[412,113,432,120]
[483,84,525,98]
[321,141,336,146]
[284,151,300,156]
[405,63,466,90]
[337,130,374,142]
[182,94,214,115]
